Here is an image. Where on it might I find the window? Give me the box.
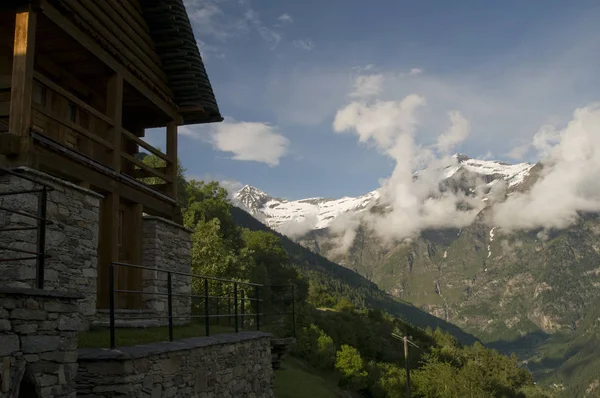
[33,84,47,105]
[67,102,77,123]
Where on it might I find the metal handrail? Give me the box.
[108,261,297,349]
[0,166,53,289]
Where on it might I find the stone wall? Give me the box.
[0,168,101,327]
[0,287,82,398]
[76,332,274,398]
[142,216,192,325]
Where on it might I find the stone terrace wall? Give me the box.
[142,216,192,325]
[0,287,82,398]
[0,168,101,328]
[76,332,274,398]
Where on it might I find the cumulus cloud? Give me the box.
[208,121,289,166]
[293,39,315,51]
[493,103,600,231]
[409,68,423,76]
[437,111,471,153]
[330,73,482,247]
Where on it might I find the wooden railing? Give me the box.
[30,72,174,196]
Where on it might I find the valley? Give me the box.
[231,154,600,395]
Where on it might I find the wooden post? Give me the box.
[97,192,120,309]
[106,73,123,172]
[128,202,143,308]
[166,120,178,199]
[9,7,37,161]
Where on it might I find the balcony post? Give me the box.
[8,6,37,163]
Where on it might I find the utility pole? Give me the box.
[392,332,419,398]
[404,335,411,398]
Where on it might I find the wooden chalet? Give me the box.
[0,0,222,308]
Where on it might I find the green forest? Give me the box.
[144,154,551,397]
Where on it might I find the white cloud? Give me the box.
[197,40,225,59]
[278,211,319,239]
[409,68,423,76]
[493,103,600,231]
[210,121,289,166]
[330,73,483,246]
[349,74,384,99]
[185,0,283,49]
[278,13,293,23]
[245,9,282,49]
[437,111,471,153]
[293,39,315,51]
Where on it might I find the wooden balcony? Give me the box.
[28,71,176,198]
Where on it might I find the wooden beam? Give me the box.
[33,140,176,217]
[166,121,177,199]
[33,72,114,126]
[121,152,170,182]
[9,6,36,150]
[122,128,168,161]
[32,103,113,149]
[127,166,168,179]
[39,1,178,120]
[107,73,123,172]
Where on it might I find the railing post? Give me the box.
[204,278,209,336]
[240,289,245,330]
[291,284,296,338]
[228,295,231,327]
[216,297,219,327]
[234,283,238,333]
[167,272,173,342]
[36,186,47,289]
[109,262,116,349]
[255,285,260,331]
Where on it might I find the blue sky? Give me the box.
[146,0,600,200]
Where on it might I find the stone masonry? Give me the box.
[0,287,82,398]
[0,167,101,329]
[76,332,275,398]
[142,216,192,325]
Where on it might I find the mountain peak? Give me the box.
[232,185,272,212]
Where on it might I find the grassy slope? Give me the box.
[231,206,478,345]
[275,357,351,398]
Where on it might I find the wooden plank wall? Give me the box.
[56,0,172,101]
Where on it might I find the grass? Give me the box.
[79,321,262,349]
[274,357,350,398]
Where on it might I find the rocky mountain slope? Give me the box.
[231,154,600,394]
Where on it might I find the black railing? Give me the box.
[108,261,296,349]
[0,165,52,289]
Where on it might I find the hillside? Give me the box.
[230,205,478,345]
[230,154,600,395]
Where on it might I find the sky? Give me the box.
[145,0,600,200]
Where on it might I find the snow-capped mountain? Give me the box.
[232,155,534,233]
[233,185,379,231]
